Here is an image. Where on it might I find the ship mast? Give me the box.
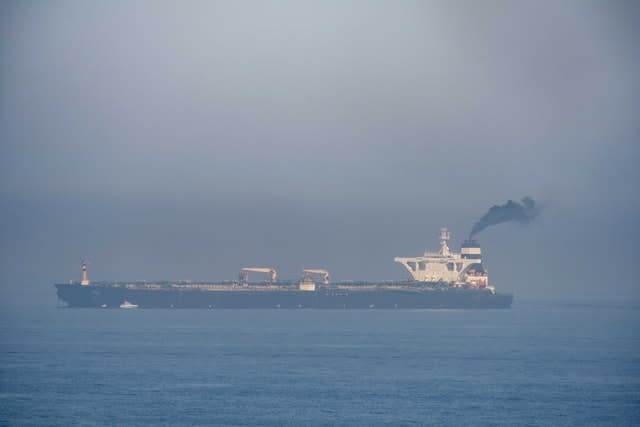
[439,227,450,256]
[81,259,90,286]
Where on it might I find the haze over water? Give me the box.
[1,0,639,305]
[1,1,639,425]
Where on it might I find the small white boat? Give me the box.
[119,300,138,309]
[100,304,108,308]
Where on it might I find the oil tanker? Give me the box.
[55,228,513,309]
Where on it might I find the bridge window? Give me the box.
[447,263,455,272]
[418,262,426,270]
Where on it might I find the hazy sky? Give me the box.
[1,1,639,305]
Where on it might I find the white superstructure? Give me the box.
[394,228,492,290]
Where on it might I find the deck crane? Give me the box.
[239,267,277,284]
[303,269,330,286]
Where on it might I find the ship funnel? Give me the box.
[461,240,482,260]
[81,259,90,286]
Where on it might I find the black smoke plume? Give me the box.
[469,197,540,238]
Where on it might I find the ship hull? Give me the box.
[55,284,513,309]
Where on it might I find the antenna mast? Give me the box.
[81,259,90,286]
[439,228,450,256]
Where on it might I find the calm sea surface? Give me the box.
[1,301,639,426]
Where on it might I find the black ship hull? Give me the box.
[55,284,513,309]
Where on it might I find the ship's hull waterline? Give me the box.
[55,283,513,309]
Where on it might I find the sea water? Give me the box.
[1,301,638,425]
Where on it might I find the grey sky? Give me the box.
[1,1,639,305]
